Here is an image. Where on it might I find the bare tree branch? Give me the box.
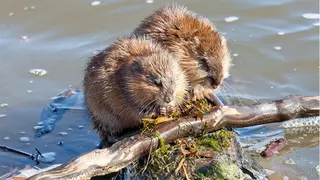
[27,95,319,180]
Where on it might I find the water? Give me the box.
[0,0,319,179]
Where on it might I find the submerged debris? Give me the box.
[34,88,83,138]
[260,138,287,158]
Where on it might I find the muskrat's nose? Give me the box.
[208,77,219,89]
[164,96,173,103]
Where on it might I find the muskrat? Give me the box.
[132,4,232,104]
[83,36,188,145]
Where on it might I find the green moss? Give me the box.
[196,164,223,179]
[196,161,250,179]
[196,129,234,152]
[153,131,170,158]
[197,137,222,152]
[154,130,161,138]
[134,129,238,179]
[143,98,216,122]
[215,129,234,148]
[216,129,234,139]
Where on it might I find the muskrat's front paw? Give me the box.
[191,85,207,102]
[166,105,176,115]
[191,87,223,106]
[159,106,167,116]
[158,105,176,116]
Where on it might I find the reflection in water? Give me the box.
[0,0,318,179]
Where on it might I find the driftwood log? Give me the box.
[27,95,319,180]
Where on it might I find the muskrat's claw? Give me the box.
[166,105,176,115]
[159,107,167,116]
[191,85,206,102]
[159,105,176,116]
[141,106,178,126]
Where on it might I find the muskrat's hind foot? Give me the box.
[97,135,118,149]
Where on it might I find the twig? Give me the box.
[0,145,32,157]
[182,163,190,180]
[174,157,185,175]
[142,140,154,173]
[0,145,44,165]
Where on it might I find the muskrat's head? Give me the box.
[120,40,188,115]
[184,30,232,91]
[133,5,232,91]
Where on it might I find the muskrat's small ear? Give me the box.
[167,29,180,39]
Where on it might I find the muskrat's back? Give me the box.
[83,36,188,140]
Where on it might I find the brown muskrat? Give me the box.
[132,4,232,104]
[83,36,188,146]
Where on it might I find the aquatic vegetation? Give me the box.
[196,160,251,179]
[141,98,217,127]
[196,129,234,152]
[133,129,236,179]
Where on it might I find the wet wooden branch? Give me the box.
[28,95,319,180]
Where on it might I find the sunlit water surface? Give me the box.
[0,0,319,179]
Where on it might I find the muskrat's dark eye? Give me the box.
[208,76,218,88]
[151,76,162,87]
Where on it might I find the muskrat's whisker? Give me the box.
[139,100,156,115]
[217,83,241,105]
[149,103,157,115]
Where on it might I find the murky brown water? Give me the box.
[0,0,319,179]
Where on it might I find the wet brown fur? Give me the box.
[133,4,232,101]
[83,36,188,139]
